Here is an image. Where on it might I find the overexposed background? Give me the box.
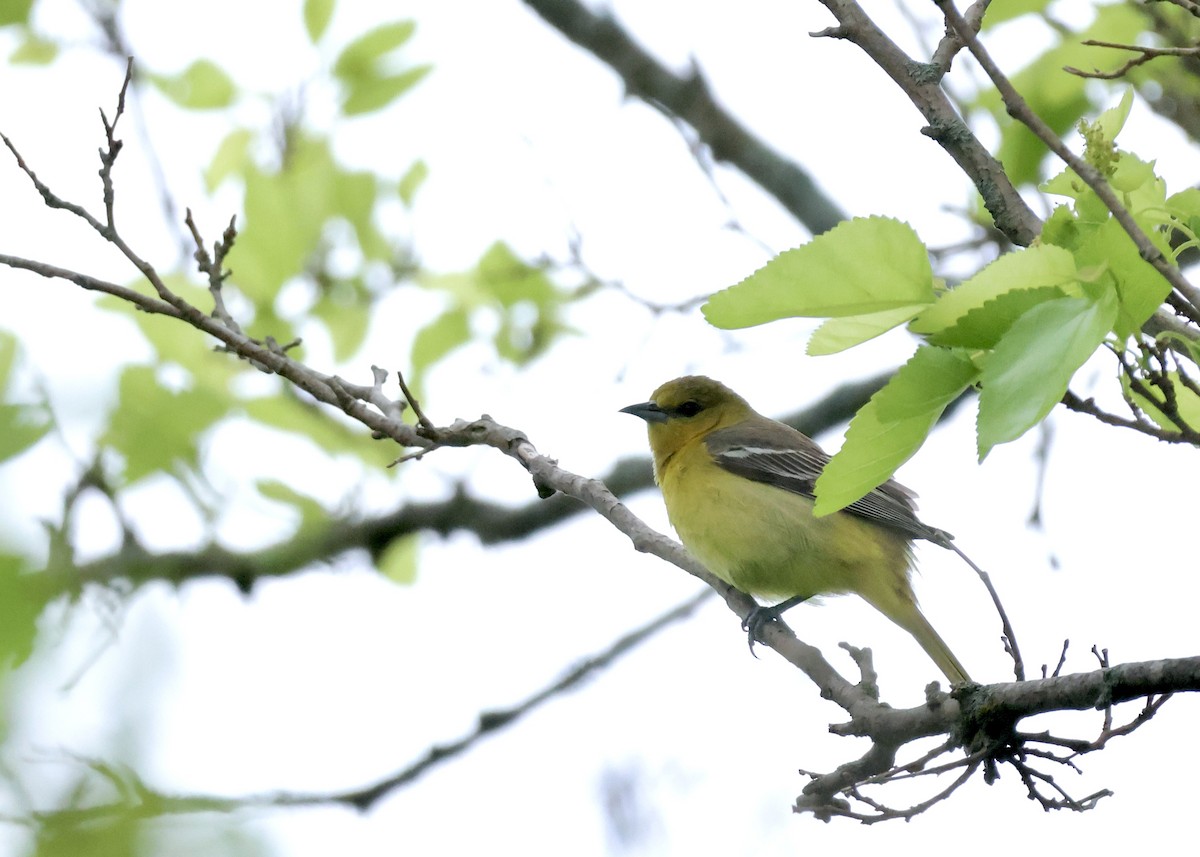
[1,1,1196,854]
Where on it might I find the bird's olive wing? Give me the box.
[706,423,951,544]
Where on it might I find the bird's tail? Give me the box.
[863,591,972,684]
[896,604,971,685]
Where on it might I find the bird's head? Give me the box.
[620,375,754,462]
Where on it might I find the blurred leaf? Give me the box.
[1156,330,1200,366]
[1166,187,1200,220]
[377,533,419,584]
[704,217,933,329]
[978,4,1143,185]
[147,59,236,109]
[333,20,416,81]
[10,32,56,64]
[204,128,254,192]
[304,0,335,42]
[96,279,246,394]
[1122,371,1200,432]
[412,307,470,378]
[807,305,927,355]
[1095,89,1135,147]
[243,393,392,465]
[977,291,1118,459]
[980,0,1052,28]
[234,136,338,299]
[35,805,142,857]
[398,158,428,207]
[0,554,42,671]
[910,244,1077,336]
[0,329,19,388]
[1040,204,1086,250]
[257,479,327,529]
[312,287,371,362]
[1109,152,1158,195]
[476,242,556,305]
[0,0,34,26]
[342,65,431,116]
[332,167,390,259]
[0,331,52,463]
[0,402,51,463]
[102,365,229,484]
[415,243,572,370]
[814,347,977,515]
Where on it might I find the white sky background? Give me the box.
[1,0,1198,855]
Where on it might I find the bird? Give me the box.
[620,375,971,684]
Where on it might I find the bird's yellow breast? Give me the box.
[657,436,909,602]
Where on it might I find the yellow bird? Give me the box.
[621,375,970,684]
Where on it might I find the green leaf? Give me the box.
[96,278,247,394]
[1122,371,1200,432]
[928,286,1066,349]
[312,288,371,362]
[1076,218,1171,338]
[333,20,417,81]
[979,4,1142,185]
[377,533,419,584]
[0,331,52,463]
[411,307,471,378]
[331,167,390,260]
[234,137,338,298]
[1041,167,1111,223]
[0,555,43,671]
[243,393,392,465]
[102,365,229,483]
[304,0,335,42]
[398,158,428,207]
[204,128,254,192]
[814,347,978,515]
[1095,88,1135,145]
[0,403,51,463]
[977,292,1118,459]
[476,242,556,305]
[910,244,1078,336]
[0,329,18,388]
[10,33,57,64]
[0,0,34,26]
[147,59,236,109]
[980,0,1051,28]
[342,65,431,116]
[1109,151,1156,194]
[1156,330,1200,366]
[806,304,927,355]
[1166,187,1200,220]
[704,217,934,329]
[1040,204,1087,250]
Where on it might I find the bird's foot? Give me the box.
[741,605,783,657]
[740,595,810,656]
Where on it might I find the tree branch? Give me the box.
[811,0,1040,245]
[24,655,1200,825]
[935,0,1200,321]
[520,0,847,236]
[49,374,893,592]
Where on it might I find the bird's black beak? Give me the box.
[620,401,669,424]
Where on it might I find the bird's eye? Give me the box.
[676,400,703,417]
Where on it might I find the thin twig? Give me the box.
[1065,39,1200,80]
[935,0,1200,320]
[395,369,436,433]
[946,543,1024,681]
